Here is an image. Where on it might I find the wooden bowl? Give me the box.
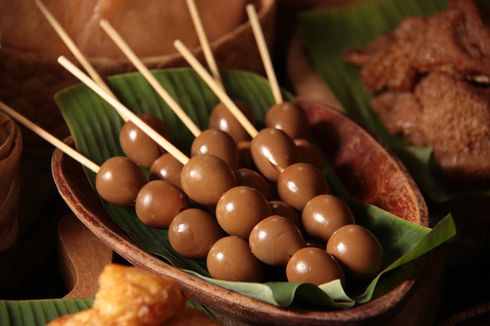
[441,301,490,326]
[0,112,22,252]
[51,99,428,325]
[0,0,274,152]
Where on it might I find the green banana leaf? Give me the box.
[0,298,92,326]
[0,298,216,325]
[300,0,490,202]
[55,68,455,309]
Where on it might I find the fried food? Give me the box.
[345,17,425,93]
[48,309,104,326]
[48,264,219,326]
[371,73,490,186]
[345,0,490,186]
[413,0,490,83]
[346,0,490,91]
[92,264,186,325]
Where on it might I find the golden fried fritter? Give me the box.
[92,265,186,325]
[48,309,104,326]
[48,264,219,326]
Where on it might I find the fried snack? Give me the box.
[345,0,490,186]
[93,264,186,325]
[48,309,104,326]
[371,73,490,186]
[345,17,425,93]
[48,264,218,325]
[345,0,490,92]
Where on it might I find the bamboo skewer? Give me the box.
[185,0,224,89]
[58,56,190,165]
[246,4,283,105]
[0,101,100,173]
[174,40,258,138]
[34,0,122,118]
[99,20,202,137]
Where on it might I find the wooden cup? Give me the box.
[0,111,23,252]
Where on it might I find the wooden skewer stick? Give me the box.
[99,20,201,137]
[34,0,125,121]
[58,56,190,165]
[246,4,283,105]
[0,101,100,173]
[174,40,258,138]
[185,0,224,89]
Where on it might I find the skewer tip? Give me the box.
[246,3,257,15]
[57,55,67,65]
[174,39,183,47]
[34,0,46,9]
[175,39,258,137]
[99,19,110,28]
[245,2,283,105]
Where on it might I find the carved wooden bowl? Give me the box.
[51,99,428,325]
[0,0,274,153]
[0,111,22,251]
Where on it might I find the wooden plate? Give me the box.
[52,99,428,325]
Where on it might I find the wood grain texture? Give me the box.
[441,301,490,326]
[58,215,112,298]
[0,112,22,252]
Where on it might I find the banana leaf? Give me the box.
[300,0,490,202]
[0,298,92,326]
[55,68,455,309]
[0,298,216,325]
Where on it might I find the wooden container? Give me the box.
[441,302,490,326]
[52,100,429,325]
[0,112,23,252]
[0,0,275,150]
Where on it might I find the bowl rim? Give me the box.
[0,0,275,68]
[51,99,428,324]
